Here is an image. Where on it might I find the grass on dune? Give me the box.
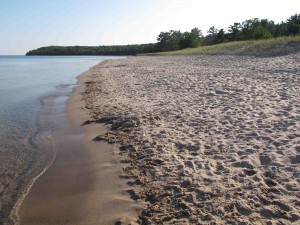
[157,35,300,56]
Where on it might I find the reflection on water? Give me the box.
[0,55,117,224]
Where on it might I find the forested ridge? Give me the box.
[26,14,300,55]
[26,44,159,56]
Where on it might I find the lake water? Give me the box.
[0,55,116,223]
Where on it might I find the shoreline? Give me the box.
[18,62,139,224]
[17,53,300,224]
[8,95,62,225]
[11,137,56,225]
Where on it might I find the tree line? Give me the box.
[156,13,300,51]
[26,13,300,55]
[26,44,159,56]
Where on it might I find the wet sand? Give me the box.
[19,69,139,224]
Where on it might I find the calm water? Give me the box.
[0,56,113,140]
[0,55,116,222]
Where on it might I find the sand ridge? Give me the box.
[82,54,300,224]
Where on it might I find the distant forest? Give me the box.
[26,13,300,56]
[26,44,159,56]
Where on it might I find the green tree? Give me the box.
[252,24,272,39]
[179,28,202,49]
[287,14,300,35]
[207,26,218,36]
[216,29,226,43]
[157,30,182,51]
[274,21,289,37]
[228,23,242,41]
[241,19,258,39]
[241,19,271,40]
[202,26,219,45]
[260,19,276,36]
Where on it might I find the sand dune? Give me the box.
[82,54,300,224]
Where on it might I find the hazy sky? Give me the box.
[0,0,299,54]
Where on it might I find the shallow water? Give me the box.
[0,55,116,224]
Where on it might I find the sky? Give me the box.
[0,0,299,55]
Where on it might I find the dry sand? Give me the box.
[81,54,300,224]
[18,72,139,224]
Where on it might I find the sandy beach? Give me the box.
[79,54,300,224]
[18,53,300,224]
